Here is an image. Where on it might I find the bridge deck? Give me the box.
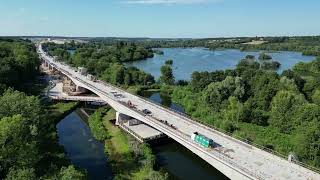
[120,121,165,142]
[38,44,320,180]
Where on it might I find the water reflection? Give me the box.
[56,111,113,180]
[126,48,315,80]
[143,91,229,180]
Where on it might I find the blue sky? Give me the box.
[0,0,319,38]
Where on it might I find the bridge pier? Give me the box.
[76,85,88,94]
[43,61,48,67]
[37,43,320,180]
[48,64,54,71]
[115,112,131,125]
[116,111,165,142]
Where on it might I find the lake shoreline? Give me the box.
[125,48,315,81]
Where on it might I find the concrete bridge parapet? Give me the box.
[37,43,320,180]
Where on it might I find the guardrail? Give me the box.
[40,45,320,175]
[118,123,144,142]
[96,77,320,175]
[49,95,105,102]
[116,97,263,179]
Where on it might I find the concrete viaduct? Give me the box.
[38,43,320,180]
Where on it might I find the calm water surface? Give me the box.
[56,48,314,180]
[56,110,113,180]
[126,48,315,80]
[56,100,228,179]
[143,91,229,180]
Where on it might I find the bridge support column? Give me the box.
[116,112,132,125]
[76,86,87,93]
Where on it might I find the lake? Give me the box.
[125,48,315,80]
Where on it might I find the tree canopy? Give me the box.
[172,56,320,168]
[160,65,175,85]
[42,41,155,86]
[0,39,86,179]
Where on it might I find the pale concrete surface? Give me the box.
[122,121,164,139]
[47,81,105,103]
[38,43,320,180]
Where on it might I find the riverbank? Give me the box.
[47,101,80,122]
[88,107,169,179]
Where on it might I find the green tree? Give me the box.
[191,70,227,91]
[160,65,174,85]
[102,63,125,85]
[245,55,255,60]
[250,71,279,111]
[221,96,243,132]
[312,89,320,105]
[59,165,86,180]
[203,76,244,111]
[281,69,305,92]
[88,110,109,141]
[165,59,173,65]
[0,89,42,121]
[293,120,320,167]
[258,52,272,60]
[5,168,36,180]
[279,76,299,92]
[269,90,306,133]
[0,115,39,175]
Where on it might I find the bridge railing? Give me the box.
[99,77,320,174]
[118,123,144,142]
[99,76,320,172]
[41,46,320,175]
[117,99,264,179]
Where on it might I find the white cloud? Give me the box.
[124,0,221,5]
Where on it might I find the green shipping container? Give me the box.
[194,134,210,148]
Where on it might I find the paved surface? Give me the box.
[46,79,160,140]
[46,81,105,103]
[38,43,320,180]
[122,121,164,139]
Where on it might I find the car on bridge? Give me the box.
[142,109,152,115]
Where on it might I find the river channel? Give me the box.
[56,92,229,179]
[56,48,316,179]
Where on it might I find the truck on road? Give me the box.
[191,132,215,148]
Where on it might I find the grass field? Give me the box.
[103,108,130,154]
[101,108,168,180]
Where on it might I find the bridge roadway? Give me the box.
[38,43,320,180]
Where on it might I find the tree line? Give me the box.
[172,56,320,168]
[111,36,320,57]
[0,38,40,93]
[0,39,86,179]
[42,41,156,86]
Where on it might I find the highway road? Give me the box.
[38,43,320,180]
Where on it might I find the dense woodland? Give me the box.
[43,37,320,171]
[0,39,86,179]
[0,38,39,93]
[43,42,155,86]
[206,36,320,57]
[122,36,320,57]
[172,56,320,168]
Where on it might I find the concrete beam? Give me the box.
[115,111,132,125]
